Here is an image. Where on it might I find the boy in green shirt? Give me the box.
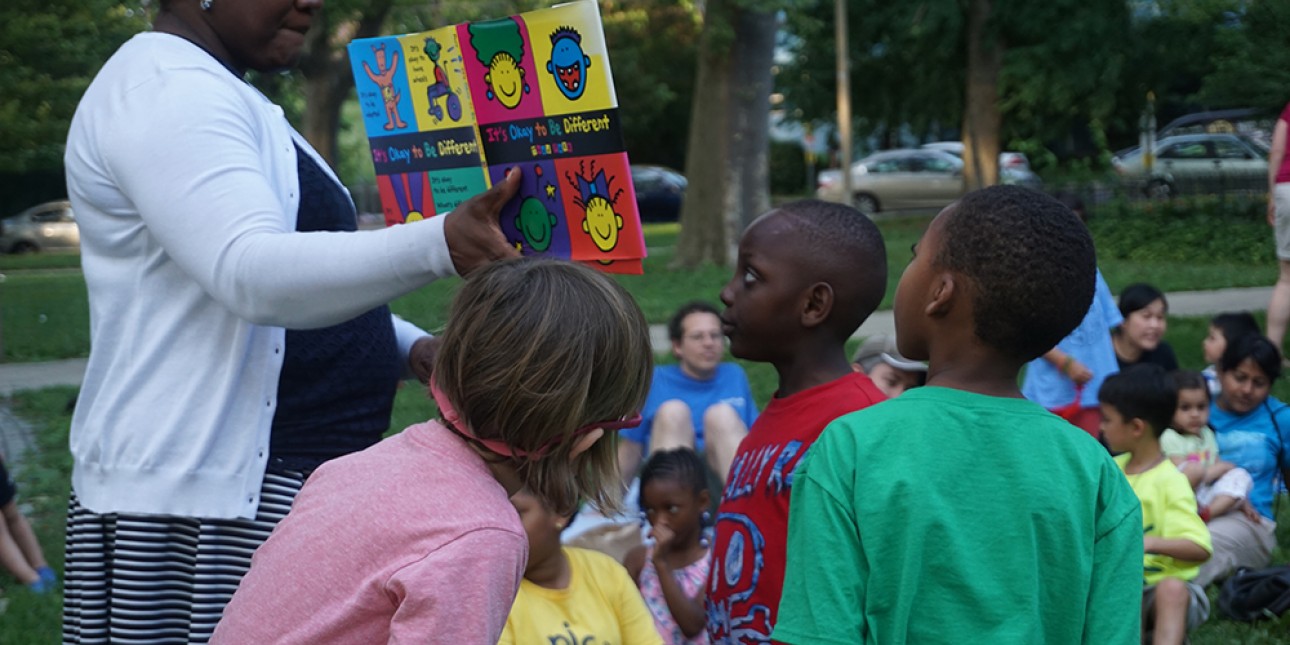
[1099,364,1212,644]
[774,186,1143,644]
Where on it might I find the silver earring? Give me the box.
[200,0,213,11]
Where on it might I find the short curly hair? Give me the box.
[935,186,1096,362]
[775,199,888,341]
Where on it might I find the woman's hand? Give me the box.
[1065,359,1093,385]
[1269,198,1277,227]
[443,168,523,275]
[408,336,440,384]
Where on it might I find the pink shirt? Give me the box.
[212,420,527,644]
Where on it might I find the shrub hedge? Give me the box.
[1087,195,1274,264]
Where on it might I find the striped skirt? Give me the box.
[61,470,307,644]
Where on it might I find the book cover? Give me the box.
[348,0,646,273]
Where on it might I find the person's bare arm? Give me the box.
[648,526,706,637]
[1143,536,1209,563]
[1041,348,1092,385]
[623,545,646,586]
[1202,460,1235,485]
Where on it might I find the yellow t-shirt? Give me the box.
[499,547,663,645]
[1115,454,1213,585]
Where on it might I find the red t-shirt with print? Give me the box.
[704,371,886,644]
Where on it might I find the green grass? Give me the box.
[0,253,80,272]
[0,217,1284,362]
[1,273,89,362]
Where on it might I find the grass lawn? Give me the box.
[3,216,1280,362]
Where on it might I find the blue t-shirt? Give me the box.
[621,363,758,452]
[1022,269,1122,409]
[1210,396,1290,520]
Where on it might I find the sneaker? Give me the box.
[36,565,57,588]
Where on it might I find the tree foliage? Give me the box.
[1198,0,1290,114]
[0,0,149,174]
[602,0,702,170]
[779,0,1130,165]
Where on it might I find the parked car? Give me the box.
[630,165,687,222]
[816,149,967,213]
[920,141,1043,188]
[1112,133,1268,198]
[1,200,79,253]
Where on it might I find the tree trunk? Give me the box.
[674,0,777,268]
[726,9,776,233]
[961,0,1002,191]
[297,0,394,166]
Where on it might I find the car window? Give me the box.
[919,155,957,173]
[1159,142,1211,159]
[32,207,71,223]
[1213,139,1252,159]
[868,158,908,173]
[634,176,659,191]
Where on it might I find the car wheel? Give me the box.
[10,241,38,254]
[853,193,880,214]
[1145,179,1173,200]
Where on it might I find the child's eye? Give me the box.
[668,505,680,514]
[742,269,756,285]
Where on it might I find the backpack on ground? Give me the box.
[1217,565,1290,622]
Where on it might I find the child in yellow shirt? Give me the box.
[1100,364,1213,644]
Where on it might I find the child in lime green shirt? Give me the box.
[1100,364,1213,643]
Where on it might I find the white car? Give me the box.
[1112,133,1268,198]
[1,200,80,253]
[816,149,966,213]
[920,141,1042,188]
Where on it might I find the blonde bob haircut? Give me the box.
[434,257,652,515]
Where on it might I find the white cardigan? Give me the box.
[65,33,457,519]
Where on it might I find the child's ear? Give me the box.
[800,282,834,328]
[568,428,605,460]
[698,488,711,510]
[925,271,957,317]
[1129,417,1150,438]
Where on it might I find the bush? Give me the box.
[1088,195,1274,264]
[769,139,811,196]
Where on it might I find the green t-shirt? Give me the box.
[773,387,1143,645]
[1114,454,1212,585]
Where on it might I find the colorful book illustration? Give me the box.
[348,0,645,274]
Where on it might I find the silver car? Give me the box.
[816,149,966,213]
[1113,134,1268,198]
[1,200,80,253]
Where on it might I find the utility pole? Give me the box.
[835,0,852,204]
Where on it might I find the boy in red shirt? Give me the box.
[705,199,889,643]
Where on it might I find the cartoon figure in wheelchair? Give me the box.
[423,37,462,123]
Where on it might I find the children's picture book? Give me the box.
[348,0,646,274]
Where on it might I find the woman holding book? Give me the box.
[60,0,518,641]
